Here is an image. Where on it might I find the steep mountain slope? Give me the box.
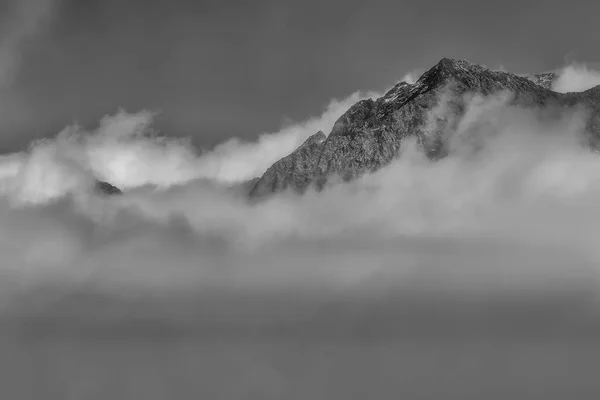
[250,58,600,198]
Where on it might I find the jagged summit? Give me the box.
[415,57,559,100]
[249,58,600,198]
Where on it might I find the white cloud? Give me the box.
[0,90,598,306]
[552,62,600,93]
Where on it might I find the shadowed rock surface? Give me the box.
[95,180,122,195]
[249,131,326,197]
[250,58,600,198]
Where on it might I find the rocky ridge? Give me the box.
[249,58,600,198]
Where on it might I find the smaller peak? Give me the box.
[385,81,412,93]
[95,180,122,195]
[381,81,414,103]
[393,81,413,88]
[434,57,482,73]
[302,131,326,146]
[413,57,481,88]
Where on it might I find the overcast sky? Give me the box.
[1,0,599,152]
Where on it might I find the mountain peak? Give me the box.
[417,58,484,83]
[413,57,555,98]
[248,58,600,198]
[436,57,480,71]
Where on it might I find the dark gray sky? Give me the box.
[1,0,600,152]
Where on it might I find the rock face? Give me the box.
[525,72,558,90]
[249,131,326,197]
[250,58,600,198]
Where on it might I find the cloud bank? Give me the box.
[0,88,599,313]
